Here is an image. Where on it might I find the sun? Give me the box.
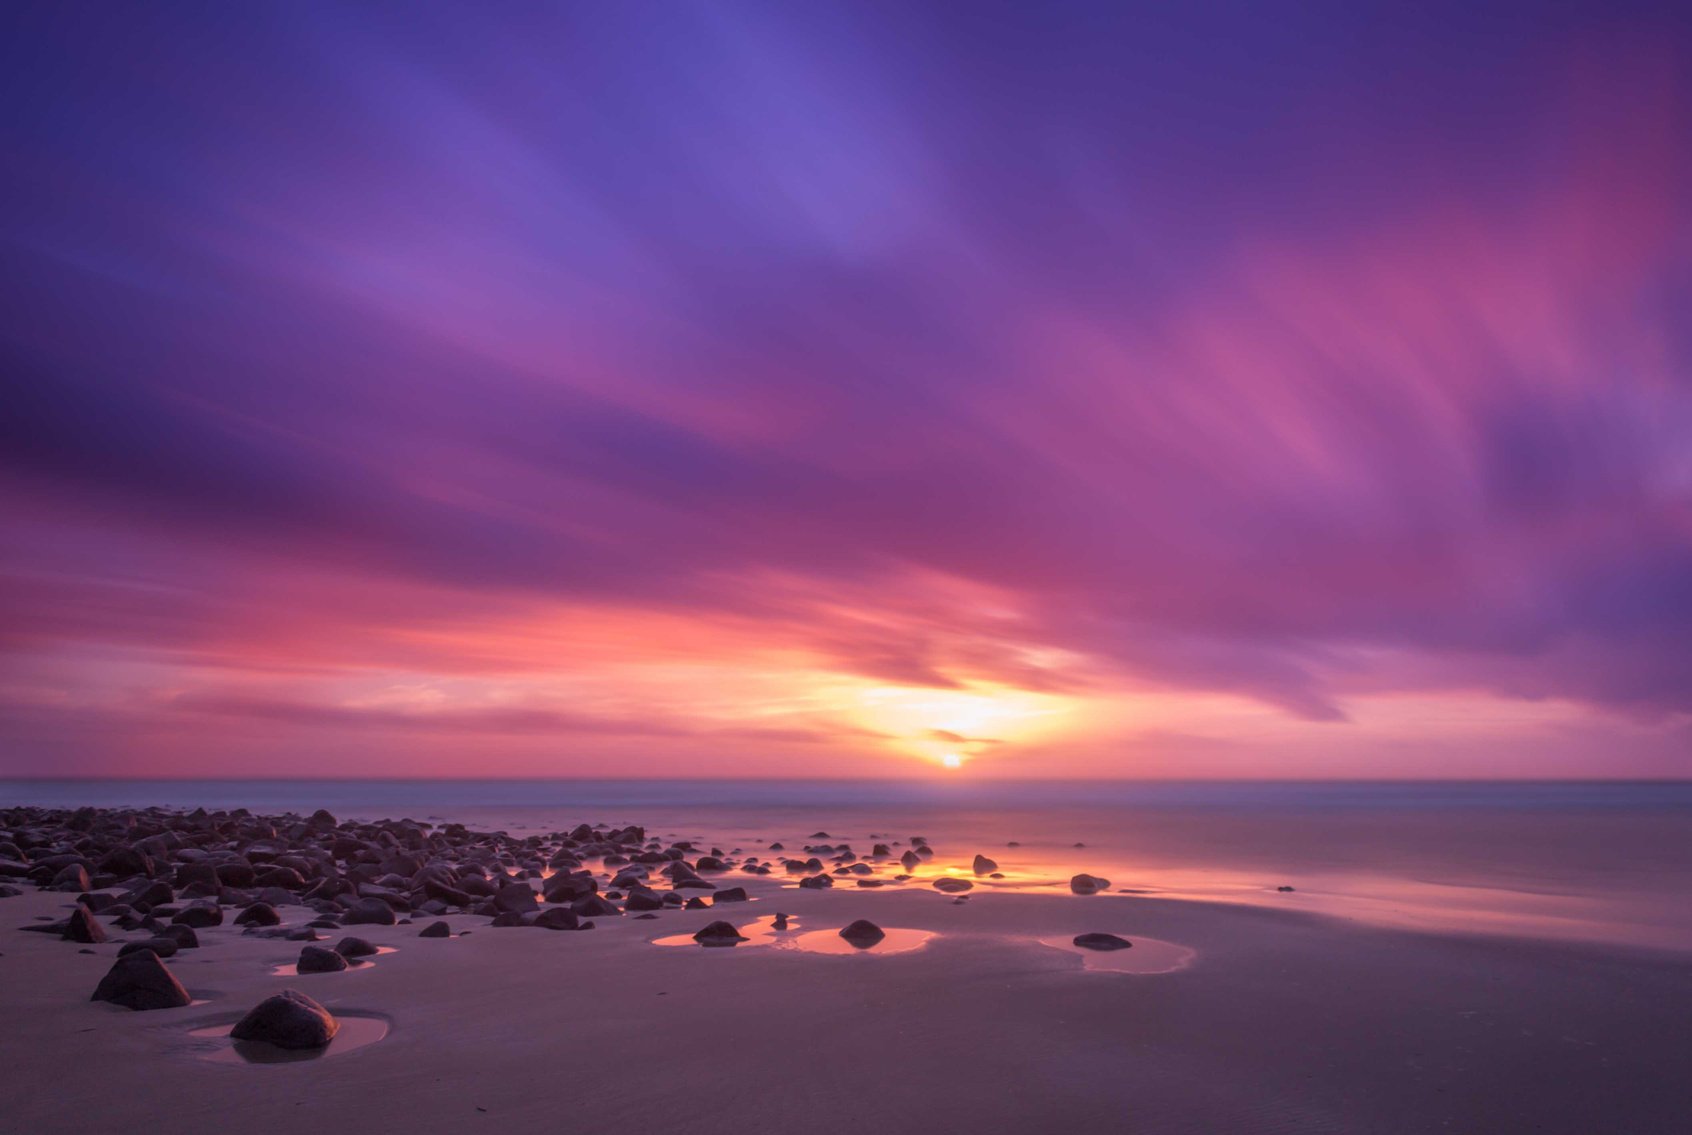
[940,753,965,770]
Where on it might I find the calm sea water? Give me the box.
[5,779,1689,953]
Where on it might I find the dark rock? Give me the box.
[972,854,998,875]
[1073,932,1133,951]
[692,920,746,946]
[1070,874,1109,895]
[932,877,973,893]
[159,924,199,949]
[839,919,886,947]
[683,897,709,910]
[230,990,339,1050]
[342,898,396,926]
[90,950,192,1011]
[494,883,539,914]
[571,895,620,918]
[1277,885,1296,892]
[900,850,921,871]
[490,911,530,927]
[797,874,833,890]
[233,902,280,927]
[532,908,579,930]
[713,886,748,903]
[172,903,223,929]
[772,912,789,931]
[63,905,107,944]
[297,945,349,973]
[332,936,379,959]
[118,938,179,959]
[418,920,452,938]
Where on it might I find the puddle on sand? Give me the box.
[652,915,931,954]
[786,927,931,955]
[1039,935,1195,974]
[187,1015,390,1064]
[651,913,800,948]
[269,945,398,976]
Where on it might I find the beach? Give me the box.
[3,783,1689,1135]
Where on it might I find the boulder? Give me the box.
[418,920,452,938]
[230,990,339,1050]
[63,905,107,944]
[797,874,833,890]
[1073,932,1133,951]
[532,908,579,931]
[494,883,539,914]
[342,898,396,926]
[713,887,748,903]
[932,877,972,893]
[90,950,192,1011]
[296,945,349,973]
[692,920,747,946]
[972,854,998,875]
[838,919,886,947]
[172,903,223,929]
[333,936,380,959]
[1069,874,1109,895]
[118,938,179,959]
[233,902,280,927]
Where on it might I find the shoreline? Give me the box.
[3,802,1689,1134]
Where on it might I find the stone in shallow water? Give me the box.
[1073,932,1133,951]
[838,919,886,947]
[1070,874,1109,895]
[932,878,972,893]
[692,920,746,946]
[91,950,192,1011]
[230,990,339,1050]
[972,855,998,875]
[297,945,348,973]
[333,936,379,959]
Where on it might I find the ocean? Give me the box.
[5,778,1689,953]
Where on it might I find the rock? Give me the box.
[972,854,998,875]
[494,883,539,914]
[52,864,91,892]
[1277,885,1296,892]
[713,886,748,903]
[797,874,833,890]
[772,912,789,931]
[692,920,746,946]
[117,938,179,959]
[932,877,973,893]
[1069,874,1109,895]
[533,908,579,930]
[900,850,921,871]
[418,920,452,938]
[172,903,223,929]
[342,898,396,926]
[838,919,886,947]
[332,936,379,959]
[1073,932,1133,951]
[571,895,620,918]
[159,924,199,949]
[90,950,192,1011]
[683,897,709,910]
[297,945,349,973]
[233,902,280,927]
[624,890,664,912]
[63,905,107,944]
[230,990,339,1050]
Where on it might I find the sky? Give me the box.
[1,2,1689,779]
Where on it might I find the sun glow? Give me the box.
[940,753,964,769]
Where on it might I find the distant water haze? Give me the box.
[10,778,1688,953]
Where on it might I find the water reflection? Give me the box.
[187,1015,390,1064]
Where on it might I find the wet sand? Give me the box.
[2,805,1690,1134]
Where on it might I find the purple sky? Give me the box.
[2,2,1689,777]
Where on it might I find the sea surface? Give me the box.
[6,778,1690,953]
